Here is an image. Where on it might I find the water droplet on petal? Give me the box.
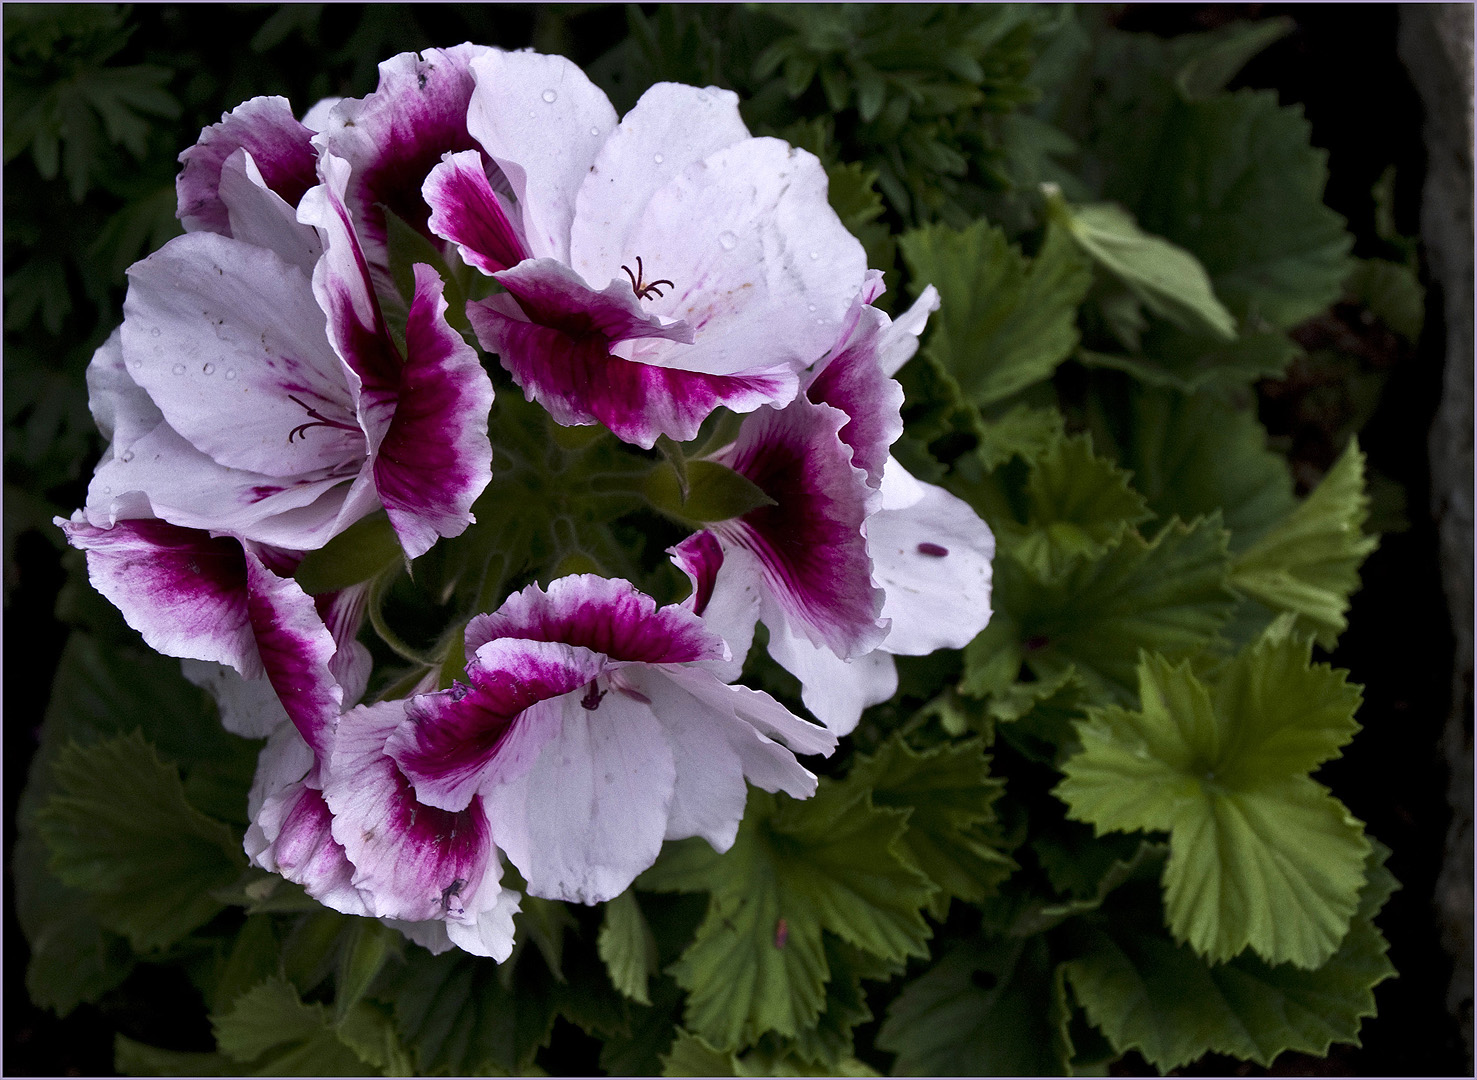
[129,358,143,370]
[202,363,215,375]
[225,368,237,380]
[150,327,161,337]
[172,363,186,375]
[718,231,738,250]
[590,126,600,136]
[807,303,817,313]
[542,88,558,103]
[653,153,664,164]
[121,450,134,463]
[809,251,820,261]
[102,485,112,495]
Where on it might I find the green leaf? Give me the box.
[334,918,399,1022]
[971,403,1064,472]
[294,511,404,593]
[877,936,1071,1076]
[846,734,1014,918]
[1055,627,1369,969]
[1230,440,1379,647]
[899,217,1092,407]
[644,459,777,524]
[212,977,378,1075]
[1345,258,1424,343]
[114,1035,237,1076]
[36,731,246,953]
[642,782,934,1051]
[1002,432,1153,580]
[991,516,1236,700]
[1119,90,1354,331]
[1055,199,1237,341]
[1079,324,1299,393]
[1061,843,1396,1071]
[211,914,279,1015]
[661,1029,742,1076]
[599,890,660,1005]
[1170,18,1296,100]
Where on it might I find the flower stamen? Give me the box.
[621,255,675,301]
[286,394,359,443]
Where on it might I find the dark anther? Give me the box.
[287,394,357,443]
[917,542,949,557]
[621,255,675,301]
[439,878,466,912]
[582,683,607,711]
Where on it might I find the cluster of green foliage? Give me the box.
[10,4,1425,1075]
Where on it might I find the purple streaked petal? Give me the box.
[251,781,372,917]
[606,138,867,380]
[424,150,528,275]
[218,148,324,279]
[492,258,693,345]
[120,230,361,479]
[385,638,605,812]
[567,82,749,282]
[714,397,886,657]
[469,293,789,448]
[868,460,995,656]
[244,547,342,756]
[466,50,619,262]
[464,574,725,666]
[313,45,493,280]
[670,530,724,617]
[763,612,898,736]
[177,96,317,235]
[325,701,499,925]
[804,304,906,490]
[481,689,676,904]
[373,263,495,559]
[57,515,259,676]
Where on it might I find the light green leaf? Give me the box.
[643,783,934,1051]
[36,731,246,953]
[1079,325,1299,393]
[1170,17,1296,100]
[294,511,404,593]
[1056,199,1236,340]
[1231,440,1379,647]
[1062,843,1397,1071]
[877,935,1071,1076]
[599,889,660,1006]
[212,976,378,1075]
[971,403,1065,472]
[846,734,1014,918]
[899,217,1092,407]
[1003,432,1153,580]
[644,459,777,524]
[992,516,1236,700]
[661,1030,741,1076]
[114,1035,236,1076]
[1345,258,1424,343]
[1056,630,1370,969]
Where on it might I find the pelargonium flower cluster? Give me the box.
[59,45,995,960]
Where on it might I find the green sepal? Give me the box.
[643,458,776,524]
[35,730,246,954]
[293,511,404,595]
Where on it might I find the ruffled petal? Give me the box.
[481,688,675,904]
[879,285,940,377]
[373,263,495,559]
[385,638,605,812]
[325,701,501,926]
[177,96,317,235]
[714,398,886,657]
[670,535,760,683]
[85,328,162,453]
[610,138,867,380]
[567,82,749,283]
[119,230,361,480]
[805,305,907,490]
[423,149,528,275]
[868,459,995,656]
[57,515,258,676]
[464,574,724,666]
[252,781,372,916]
[312,45,493,279]
[466,50,619,262]
[762,611,898,735]
[661,664,838,761]
[217,148,324,279]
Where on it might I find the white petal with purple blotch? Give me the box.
[762,611,899,735]
[217,148,324,279]
[177,96,318,235]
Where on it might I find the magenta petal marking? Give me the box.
[386,639,604,812]
[804,305,905,490]
[470,296,791,448]
[177,96,317,235]
[373,263,495,559]
[424,151,528,275]
[267,785,368,915]
[465,574,725,666]
[670,531,724,617]
[714,398,886,657]
[493,259,694,346]
[244,548,342,756]
[58,516,259,676]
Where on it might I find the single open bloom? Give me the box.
[423,49,869,448]
[671,282,996,733]
[321,575,836,912]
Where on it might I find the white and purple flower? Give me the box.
[422,49,869,448]
[671,283,996,734]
